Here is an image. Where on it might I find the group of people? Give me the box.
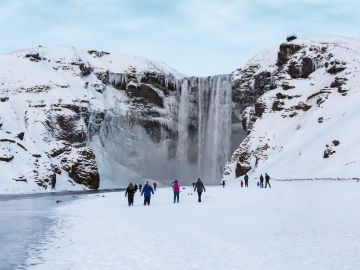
[125,178,206,206]
[237,173,271,188]
[125,181,157,206]
[125,174,271,206]
[258,173,271,188]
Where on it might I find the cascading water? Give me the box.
[89,73,240,186]
[177,75,233,183]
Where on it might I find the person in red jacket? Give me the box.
[240,180,244,188]
[172,180,180,203]
[153,182,157,191]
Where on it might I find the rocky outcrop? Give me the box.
[224,36,360,181]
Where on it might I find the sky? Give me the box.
[0,0,360,75]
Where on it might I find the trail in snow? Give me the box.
[12,181,360,270]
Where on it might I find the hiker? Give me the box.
[153,182,157,191]
[194,178,206,202]
[172,180,180,203]
[221,180,225,188]
[139,184,143,192]
[240,180,244,188]
[244,174,249,187]
[134,184,138,193]
[260,175,264,188]
[265,173,271,188]
[257,181,260,187]
[125,182,136,206]
[192,182,195,188]
[141,181,154,206]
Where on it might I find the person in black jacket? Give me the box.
[194,178,206,202]
[125,183,136,206]
[139,184,143,192]
[260,175,264,188]
[265,173,271,188]
[244,174,249,187]
[134,184,138,193]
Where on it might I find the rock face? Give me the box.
[1,36,360,192]
[0,46,241,192]
[223,36,360,180]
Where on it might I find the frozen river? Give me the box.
[0,189,123,270]
[0,195,66,270]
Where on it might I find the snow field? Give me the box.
[25,181,360,270]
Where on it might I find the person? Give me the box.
[194,178,206,202]
[139,183,143,192]
[134,184,138,193]
[153,182,157,191]
[240,180,244,188]
[192,182,195,188]
[125,182,136,206]
[244,174,249,187]
[221,180,225,188]
[257,181,260,187]
[172,180,180,203]
[141,181,154,206]
[260,174,264,188]
[265,173,271,188]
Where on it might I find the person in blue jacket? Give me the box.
[141,181,155,206]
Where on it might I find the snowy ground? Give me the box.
[4,181,360,270]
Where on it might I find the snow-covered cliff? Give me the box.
[224,36,360,181]
[1,35,359,193]
[0,46,241,193]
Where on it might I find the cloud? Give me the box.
[0,0,359,75]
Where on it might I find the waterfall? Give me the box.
[177,75,232,183]
[90,73,235,186]
[176,80,190,161]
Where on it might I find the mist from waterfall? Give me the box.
[90,74,239,187]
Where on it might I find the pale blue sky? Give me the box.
[1,0,359,75]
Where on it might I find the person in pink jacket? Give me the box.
[172,180,180,203]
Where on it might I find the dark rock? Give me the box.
[327,65,346,74]
[276,92,287,99]
[0,97,9,102]
[0,155,14,162]
[281,84,295,90]
[0,138,16,143]
[287,61,301,78]
[301,57,316,78]
[79,63,93,76]
[332,140,340,146]
[13,176,27,182]
[16,143,27,151]
[323,148,336,158]
[16,132,25,140]
[272,100,285,111]
[318,117,324,123]
[330,77,347,88]
[235,162,251,178]
[254,101,266,117]
[54,165,62,174]
[286,35,297,42]
[277,43,302,66]
[56,200,63,204]
[32,154,42,158]
[127,84,164,108]
[88,50,110,57]
[68,148,100,189]
[25,53,42,62]
[293,102,311,111]
[254,71,272,93]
